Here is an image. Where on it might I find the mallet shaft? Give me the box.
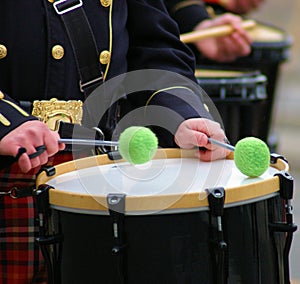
[208,138,235,152]
[59,138,119,147]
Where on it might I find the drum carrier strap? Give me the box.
[107,193,128,284]
[207,187,228,284]
[53,0,121,152]
[269,158,298,284]
[53,0,104,96]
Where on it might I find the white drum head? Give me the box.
[37,149,288,215]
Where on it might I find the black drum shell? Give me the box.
[54,194,285,284]
[196,68,267,144]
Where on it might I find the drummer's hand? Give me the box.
[175,118,230,161]
[224,0,264,14]
[0,120,65,173]
[193,13,252,62]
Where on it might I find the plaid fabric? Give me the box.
[0,153,75,284]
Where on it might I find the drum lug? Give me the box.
[275,171,294,200]
[107,150,123,161]
[273,171,297,232]
[271,171,298,284]
[207,187,225,217]
[40,165,56,177]
[270,153,288,164]
[107,193,127,283]
[207,187,227,284]
[34,184,63,284]
[34,184,53,221]
[107,193,126,252]
[207,187,227,250]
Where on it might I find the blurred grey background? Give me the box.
[250,1,300,282]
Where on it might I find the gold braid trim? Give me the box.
[0,91,29,124]
[103,0,113,80]
[0,113,10,126]
[145,86,195,115]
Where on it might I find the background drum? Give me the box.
[196,21,292,150]
[36,149,295,284]
[195,68,267,144]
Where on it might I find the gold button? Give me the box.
[100,0,111,7]
[52,45,64,60]
[48,0,54,2]
[99,50,111,65]
[0,91,4,99]
[0,45,7,59]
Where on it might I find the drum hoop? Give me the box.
[197,74,267,85]
[49,192,279,216]
[195,68,260,79]
[252,38,292,49]
[250,21,293,48]
[37,149,289,215]
[196,72,267,101]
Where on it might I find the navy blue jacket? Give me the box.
[0,0,212,146]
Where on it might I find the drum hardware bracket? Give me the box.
[270,171,297,284]
[275,171,294,203]
[272,171,297,233]
[207,187,227,250]
[107,193,127,253]
[207,187,228,284]
[270,153,288,164]
[34,184,64,284]
[40,165,56,177]
[107,150,123,161]
[107,193,128,283]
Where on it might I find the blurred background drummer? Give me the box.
[164,0,254,63]
[164,0,292,153]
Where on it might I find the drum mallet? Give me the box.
[180,19,256,43]
[60,126,270,177]
[208,136,270,177]
[59,126,158,165]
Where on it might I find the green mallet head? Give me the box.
[234,137,270,177]
[118,126,158,164]
[209,136,270,177]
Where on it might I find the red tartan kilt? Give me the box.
[0,152,77,284]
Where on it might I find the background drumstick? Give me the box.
[180,19,256,43]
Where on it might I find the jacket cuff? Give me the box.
[0,91,37,140]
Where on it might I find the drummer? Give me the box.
[164,0,253,62]
[0,1,228,283]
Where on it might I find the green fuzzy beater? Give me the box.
[234,137,270,177]
[118,126,158,164]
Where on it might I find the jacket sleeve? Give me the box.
[126,0,213,118]
[164,0,210,33]
[0,91,37,140]
[125,0,214,146]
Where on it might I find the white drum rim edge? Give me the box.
[36,149,289,215]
